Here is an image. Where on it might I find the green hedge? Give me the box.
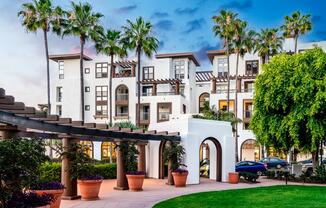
[39,162,117,181]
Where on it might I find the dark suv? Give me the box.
[260,157,288,169]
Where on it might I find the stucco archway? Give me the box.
[199,137,222,182]
[240,139,260,161]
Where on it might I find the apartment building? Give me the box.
[49,39,326,161]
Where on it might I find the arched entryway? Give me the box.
[199,92,210,113]
[240,139,260,161]
[158,140,168,179]
[199,137,222,182]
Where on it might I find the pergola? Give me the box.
[139,78,183,95]
[210,74,257,93]
[0,88,180,199]
[113,60,137,78]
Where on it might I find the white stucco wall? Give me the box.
[147,114,234,184]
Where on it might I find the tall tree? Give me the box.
[18,0,64,115]
[212,10,238,113]
[231,20,256,162]
[94,28,127,125]
[281,11,312,54]
[122,17,159,127]
[251,48,326,168]
[62,2,103,121]
[255,28,283,64]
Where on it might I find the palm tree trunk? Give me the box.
[136,46,141,127]
[80,36,85,122]
[235,53,239,162]
[43,29,53,159]
[226,40,230,113]
[109,54,114,125]
[294,35,298,54]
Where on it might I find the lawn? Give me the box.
[153,185,326,208]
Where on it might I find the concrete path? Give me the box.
[60,178,291,208]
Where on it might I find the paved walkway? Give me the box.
[60,178,291,208]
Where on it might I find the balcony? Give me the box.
[139,112,150,124]
[114,112,129,120]
[158,112,170,122]
[243,109,252,123]
[140,91,185,97]
[113,61,136,78]
[116,93,128,105]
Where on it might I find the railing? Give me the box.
[215,89,236,94]
[116,112,129,117]
[158,112,170,121]
[244,110,253,118]
[139,91,185,97]
[116,93,128,101]
[241,88,254,93]
[114,70,134,78]
[140,112,150,121]
[142,92,152,96]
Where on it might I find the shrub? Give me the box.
[39,162,61,182]
[239,172,259,183]
[94,163,117,179]
[310,165,326,183]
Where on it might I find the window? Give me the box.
[143,66,154,80]
[58,61,64,79]
[80,141,93,158]
[244,81,254,92]
[199,93,210,113]
[183,104,186,114]
[85,105,90,111]
[138,104,150,121]
[173,60,185,79]
[246,60,259,75]
[56,87,62,102]
[142,86,153,96]
[101,142,117,161]
[96,86,108,101]
[95,62,108,78]
[244,123,250,130]
[95,86,108,116]
[216,84,228,93]
[218,100,235,111]
[85,68,90,74]
[56,105,62,116]
[85,86,90,92]
[217,58,228,77]
[244,101,253,119]
[157,103,172,122]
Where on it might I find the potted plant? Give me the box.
[65,143,103,200]
[30,181,64,208]
[6,192,54,208]
[164,142,188,187]
[120,141,146,191]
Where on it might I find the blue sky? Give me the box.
[1,0,326,107]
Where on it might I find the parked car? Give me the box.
[235,161,267,175]
[259,157,288,169]
[299,157,326,175]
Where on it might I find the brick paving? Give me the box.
[60,178,289,208]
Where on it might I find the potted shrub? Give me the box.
[30,181,64,208]
[64,143,103,200]
[6,192,54,208]
[119,141,146,191]
[164,142,188,187]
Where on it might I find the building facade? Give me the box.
[49,39,326,162]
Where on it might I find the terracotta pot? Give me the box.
[32,189,64,208]
[77,179,103,200]
[172,171,188,187]
[228,172,239,184]
[126,174,145,191]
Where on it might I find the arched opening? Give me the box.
[115,85,129,117]
[240,139,260,161]
[80,141,93,159]
[101,142,117,162]
[199,92,210,113]
[199,137,222,182]
[158,141,168,179]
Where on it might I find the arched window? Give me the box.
[80,141,93,159]
[115,85,129,117]
[101,142,117,162]
[199,93,210,113]
[241,139,260,161]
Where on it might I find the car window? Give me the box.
[238,162,248,166]
[270,158,279,162]
[248,162,256,166]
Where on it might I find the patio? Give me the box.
[61,178,285,208]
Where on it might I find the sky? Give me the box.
[1,0,326,107]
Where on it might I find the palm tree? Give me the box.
[95,28,127,125]
[122,17,159,127]
[62,2,103,121]
[212,10,238,113]
[18,0,64,115]
[231,20,256,162]
[255,28,283,64]
[281,11,312,54]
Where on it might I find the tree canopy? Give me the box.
[251,47,326,154]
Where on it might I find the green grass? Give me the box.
[153,185,326,208]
